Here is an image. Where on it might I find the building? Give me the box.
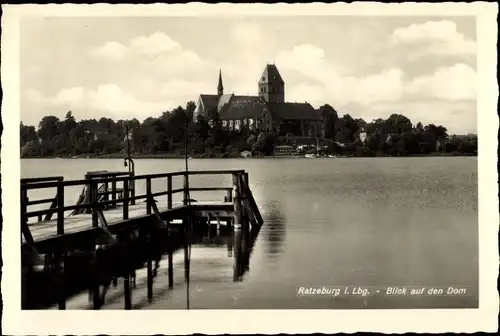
[194,64,324,138]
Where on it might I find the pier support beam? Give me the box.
[183,217,190,283]
[147,234,153,302]
[92,283,101,310]
[147,259,153,302]
[55,251,66,310]
[167,224,174,288]
[124,274,132,310]
[233,230,243,281]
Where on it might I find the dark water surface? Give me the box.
[22,157,478,309]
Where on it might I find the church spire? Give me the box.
[217,69,224,96]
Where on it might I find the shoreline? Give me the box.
[21,153,477,159]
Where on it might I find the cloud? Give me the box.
[129,32,181,56]
[34,84,173,120]
[90,41,128,61]
[390,20,476,56]
[90,32,182,60]
[55,87,85,104]
[406,63,476,101]
[90,32,215,83]
[275,44,476,108]
[276,44,406,106]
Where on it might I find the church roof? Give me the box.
[218,99,321,121]
[199,94,219,111]
[267,102,322,120]
[258,64,284,84]
[217,93,234,111]
[219,95,266,120]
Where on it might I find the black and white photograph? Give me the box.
[1,2,498,334]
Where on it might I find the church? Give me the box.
[194,64,325,138]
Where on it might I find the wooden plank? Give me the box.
[24,201,235,243]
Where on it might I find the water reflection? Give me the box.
[263,202,286,260]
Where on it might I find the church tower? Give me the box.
[258,64,285,103]
[217,69,224,96]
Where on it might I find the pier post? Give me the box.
[238,174,251,274]
[147,234,153,302]
[56,183,65,235]
[183,173,189,205]
[167,228,174,289]
[55,251,66,309]
[232,173,244,280]
[21,187,28,228]
[232,173,243,231]
[111,179,117,208]
[146,177,152,215]
[168,246,174,288]
[233,230,243,281]
[147,258,153,302]
[183,217,190,282]
[243,172,249,189]
[123,177,129,220]
[167,176,173,209]
[90,180,98,228]
[84,173,91,214]
[124,274,132,310]
[130,172,136,206]
[227,235,233,257]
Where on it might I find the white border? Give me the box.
[2,3,499,334]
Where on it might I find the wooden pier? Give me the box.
[21,169,263,310]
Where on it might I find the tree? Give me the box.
[37,116,61,142]
[185,101,196,123]
[318,104,338,139]
[20,123,37,147]
[19,100,475,158]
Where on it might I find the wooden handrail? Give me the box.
[21,176,64,184]
[21,170,246,190]
[85,171,131,178]
[23,187,233,219]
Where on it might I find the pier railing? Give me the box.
[21,170,259,237]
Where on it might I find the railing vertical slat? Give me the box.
[111,179,117,208]
[21,187,28,229]
[183,173,189,206]
[123,177,129,220]
[146,177,152,215]
[104,181,109,203]
[167,176,173,209]
[90,180,98,228]
[130,171,136,206]
[84,173,91,214]
[56,184,65,235]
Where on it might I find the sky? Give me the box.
[20,16,477,134]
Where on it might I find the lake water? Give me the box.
[21,157,478,309]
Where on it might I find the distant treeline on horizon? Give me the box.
[20,101,477,158]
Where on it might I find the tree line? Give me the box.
[20,102,477,158]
